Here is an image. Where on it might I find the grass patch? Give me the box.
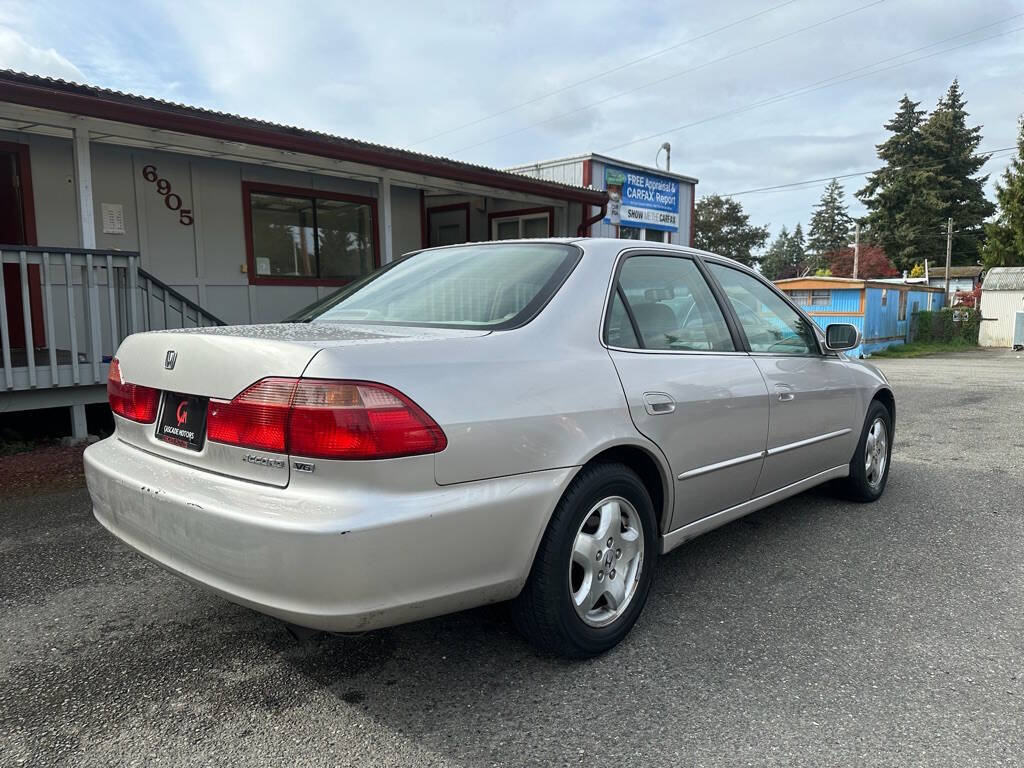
[870,339,977,359]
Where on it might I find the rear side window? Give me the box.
[607,255,734,352]
[606,292,639,348]
[311,243,580,329]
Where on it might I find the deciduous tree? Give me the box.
[693,194,769,267]
[828,245,899,278]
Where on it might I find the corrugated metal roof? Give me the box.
[0,69,606,203]
[982,266,1024,291]
[506,152,700,185]
[927,266,984,278]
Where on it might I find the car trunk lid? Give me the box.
[112,323,487,486]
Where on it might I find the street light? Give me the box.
[656,142,671,171]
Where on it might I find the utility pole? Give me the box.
[853,221,860,279]
[944,217,953,301]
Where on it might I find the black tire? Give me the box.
[511,462,659,658]
[841,400,893,502]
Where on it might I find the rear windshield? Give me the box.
[309,242,580,329]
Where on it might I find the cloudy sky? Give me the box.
[1,0,1022,243]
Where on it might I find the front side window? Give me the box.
[708,263,819,355]
[247,187,376,282]
[609,255,734,352]
[311,242,578,329]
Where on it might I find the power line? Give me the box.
[601,15,1024,154]
[409,0,801,147]
[721,146,1018,196]
[449,0,887,154]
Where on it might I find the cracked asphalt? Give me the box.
[2,348,1022,767]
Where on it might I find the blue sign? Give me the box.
[604,165,679,232]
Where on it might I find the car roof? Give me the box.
[469,237,748,270]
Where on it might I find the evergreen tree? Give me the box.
[919,79,995,264]
[694,194,770,267]
[807,179,853,269]
[982,117,1024,268]
[857,95,944,272]
[786,223,807,276]
[760,226,791,280]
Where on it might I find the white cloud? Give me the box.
[1,0,1021,244]
[0,26,83,81]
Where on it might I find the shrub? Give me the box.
[910,308,981,343]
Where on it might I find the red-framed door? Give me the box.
[0,141,44,350]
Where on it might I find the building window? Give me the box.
[244,183,377,284]
[620,226,668,243]
[881,288,888,306]
[786,288,829,306]
[898,290,907,321]
[490,207,553,240]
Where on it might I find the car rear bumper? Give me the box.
[84,437,572,632]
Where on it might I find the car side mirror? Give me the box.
[824,323,861,352]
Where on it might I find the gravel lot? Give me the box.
[2,348,1022,767]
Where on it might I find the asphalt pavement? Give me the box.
[2,348,1022,767]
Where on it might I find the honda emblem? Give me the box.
[164,350,177,370]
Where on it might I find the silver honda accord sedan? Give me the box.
[85,238,893,657]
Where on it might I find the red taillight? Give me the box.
[107,358,160,423]
[206,378,446,460]
[206,378,296,453]
[289,380,447,459]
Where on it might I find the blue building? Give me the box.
[774,277,946,357]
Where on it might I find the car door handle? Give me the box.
[642,392,676,415]
[775,384,795,402]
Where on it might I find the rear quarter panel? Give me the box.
[300,245,646,486]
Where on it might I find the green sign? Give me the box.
[605,168,626,186]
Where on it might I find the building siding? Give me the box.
[786,287,861,315]
[4,129,588,330]
[782,281,944,357]
[979,290,1024,347]
[512,155,695,247]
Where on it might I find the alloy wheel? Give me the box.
[864,417,888,488]
[568,496,645,628]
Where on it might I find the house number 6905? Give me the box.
[141,164,194,226]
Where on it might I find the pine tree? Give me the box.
[807,179,853,269]
[760,226,791,280]
[982,116,1024,268]
[919,79,995,264]
[857,95,944,272]
[787,223,807,276]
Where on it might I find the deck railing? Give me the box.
[1,246,223,392]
